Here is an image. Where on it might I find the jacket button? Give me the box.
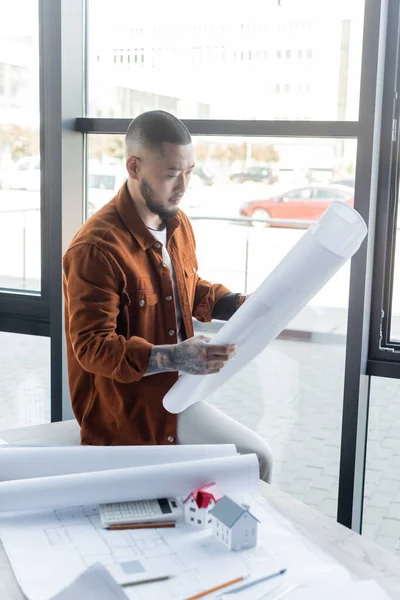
[139,299,145,307]
[166,295,173,301]
[168,329,175,336]
[167,436,174,443]
[155,242,162,249]
[162,261,168,267]
[192,266,196,273]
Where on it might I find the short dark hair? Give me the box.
[125,110,191,157]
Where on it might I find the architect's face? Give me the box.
[136,143,195,219]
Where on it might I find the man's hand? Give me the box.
[145,335,237,376]
[173,336,237,375]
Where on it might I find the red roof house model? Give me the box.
[183,482,222,509]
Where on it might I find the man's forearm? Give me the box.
[146,343,208,376]
[145,345,178,375]
[145,337,235,376]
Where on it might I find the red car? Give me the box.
[239,184,354,227]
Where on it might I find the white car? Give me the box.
[87,165,127,217]
[2,156,41,191]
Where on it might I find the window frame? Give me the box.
[76,0,385,535]
[368,0,400,378]
[0,1,48,335]
[3,0,398,539]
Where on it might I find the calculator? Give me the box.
[99,498,183,527]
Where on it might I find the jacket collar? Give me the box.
[115,181,182,250]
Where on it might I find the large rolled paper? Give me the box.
[163,201,367,414]
[0,444,238,482]
[0,454,259,513]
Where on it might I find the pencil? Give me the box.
[121,575,171,587]
[184,576,245,600]
[222,569,287,595]
[106,522,176,530]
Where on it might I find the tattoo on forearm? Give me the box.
[172,341,210,375]
[146,346,176,375]
[146,342,211,376]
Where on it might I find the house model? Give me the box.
[183,482,222,529]
[209,495,259,551]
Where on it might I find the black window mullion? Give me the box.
[75,117,358,139]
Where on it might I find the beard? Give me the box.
[140,179,180,220]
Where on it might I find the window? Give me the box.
[87,0,364,120]
[313,188,349,201]
[284,188,313,201]
[189,507,196,512]
[88,173,118,191]
[363,377,400,553]
[197,519,202,524]
[0,332,50,429]
[0,1,40,293]
[0,64,5,97]
[374,48,400,350]
[84,129,359,520]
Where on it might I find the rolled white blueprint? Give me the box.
[0,444,237,482]
[163,201,367,414]
[0,454,259,513]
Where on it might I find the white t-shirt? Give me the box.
[148,226,183,342]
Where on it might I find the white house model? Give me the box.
[183,482,222,529]
[209,495,259,551]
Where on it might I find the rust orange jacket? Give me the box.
[63,183,231,445]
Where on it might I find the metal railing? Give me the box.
[189,214,315,294]
[0,207,315,293]
[0,207,40,292]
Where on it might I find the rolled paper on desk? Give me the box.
[0,443,238,482]
[0,453,259,513]
[163,202,367,414]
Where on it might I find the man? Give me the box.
[63,110,273,482]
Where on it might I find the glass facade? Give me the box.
[87,0,365,121]
[2,0,400,550]
[0,1,41,292]
[0,331,50,430]
[363,376,400,555]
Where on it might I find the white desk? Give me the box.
[1,421,400,600]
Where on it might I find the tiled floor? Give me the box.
[0,331,50,431]
[0,328,399,555]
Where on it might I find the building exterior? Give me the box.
[0,5,40,176]
[88,2,363,122]
[86,3,363,174]
[209,496,259,551]
[0,5,39,128]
